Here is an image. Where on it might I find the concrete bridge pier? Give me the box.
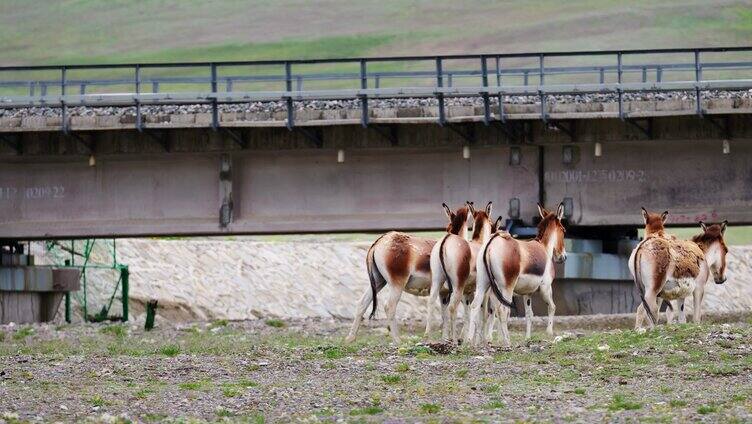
[0,244,80,324]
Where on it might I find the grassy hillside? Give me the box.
[1,0,751,66]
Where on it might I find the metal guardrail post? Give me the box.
[65,292,71,323]
[61,66,67,134]
[539,54,547,122]
[695,50,703,116]
[360,59,368,127]
[496,56,506,123]
[121,265,129,322]
[617,52,624,120]
[285,62,294,130]
[436,57,445,126]
[481,55,490,125]
[135,65,142,132]
[211,63,219,130]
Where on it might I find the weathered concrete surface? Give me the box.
[29,238,752,323]
[2,111,751,238]
[0,266,80,324]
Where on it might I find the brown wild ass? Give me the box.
[466,203,567,347]
[345,204,471,344]
[630,208,729,329]
[424,201,500,342]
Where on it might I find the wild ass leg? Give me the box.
[346,281,384,343]
[522,295,533,339]
[460,296,472,341]
[447,284,465,343]
[677,299,687,324]
[664,299,675,324]
[425,270,446,336]
[483,294,495,343]
[383,282,405,344]
[497,288,515,348]
[539,283,556,336]
[440,293,451,341]
[692,286,705,323]
[466,276,489,347]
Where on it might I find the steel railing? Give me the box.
[1,46,751,131]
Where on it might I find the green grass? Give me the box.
[178,380,210,391]
[349,406,384,416]
[420,403,441,414]
[90,395,107,407]
[697,404,719,414]
[265,319,286,328]
[158,344,181,357]
[381,374,401,384]
[13,327,35,341]
[608,394,643,411]
[2,0,751,68]
[99,324,127,338]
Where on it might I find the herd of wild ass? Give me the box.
[345,202,730,347]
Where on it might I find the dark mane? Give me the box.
[447,206,469,235]
[535,213,557,242]
[471,211,489,241]
[692,224,727,251]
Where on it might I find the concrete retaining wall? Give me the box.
[31,238,752,323]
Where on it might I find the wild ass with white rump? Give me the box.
[424,201,501,343]
[466,203,567,347]
[345,204,472,344]
[630,208,729,329]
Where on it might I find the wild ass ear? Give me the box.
[556,202,565,220]
[700,221,708,232]
[721,220,728,235]
[641,207,649,224]
[661,210,669,224]
[466,201,475,215]
[442,203,453,218]
[537,203,548,218]
[493,216,503,231]
[485,201,493,216]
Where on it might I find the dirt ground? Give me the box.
[0,313,750,423]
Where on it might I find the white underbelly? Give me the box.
[404,272,431,296]
[514,273,543,295]
[660,278,695,300]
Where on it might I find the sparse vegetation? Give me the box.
[608,394,643,411]
[265,319,285,328]
[100,324,127,338]
[697,404,718,414]
[420,403,441,414]
[159,343,181,357]
[381,374,401,384]
[0,316,749,421]
[13,326,34,341]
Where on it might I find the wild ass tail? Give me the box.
[367,234,387,319]
[483,233,514,309]
[438,234,453,298]
[633,241,657,325]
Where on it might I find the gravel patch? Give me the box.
[1,89,751,118]
[0,313,750,422]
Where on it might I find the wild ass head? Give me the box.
[467,201,495,242]
[442,203,471,236]
[536,203,567,263]
[641,207,669,237]
[693,221,729,285]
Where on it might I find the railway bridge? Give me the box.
[1,47,751,321]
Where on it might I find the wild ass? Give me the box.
[629,208,729,329]
[466,203,567,347]
[424,201,500,342]
[345,204,471,343]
